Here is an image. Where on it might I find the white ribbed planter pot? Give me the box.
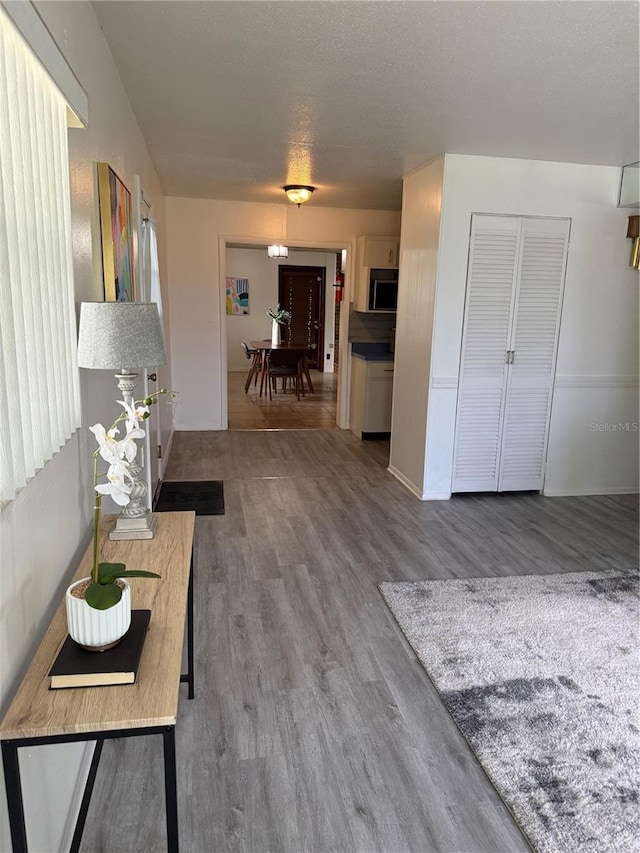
[66,577,131,651]
[271,319,280,347]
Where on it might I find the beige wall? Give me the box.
[388,158,445,497]
[0,3,167,850]
[165,198,400,429]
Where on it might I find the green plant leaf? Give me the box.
[97,562,126,583]
[110,569,162,580]
[85,581,122,610]
[97,564,162,584]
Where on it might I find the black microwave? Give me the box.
[368,267,398,311]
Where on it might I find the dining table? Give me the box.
[249,340,315,396]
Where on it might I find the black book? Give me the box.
[49,609,151,689]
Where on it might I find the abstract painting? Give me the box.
[97,162,135,302]
[226,277,249,315]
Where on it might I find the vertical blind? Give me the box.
[0,9,81,503]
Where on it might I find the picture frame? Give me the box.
[97,162,135,302]
[226,276,250,315]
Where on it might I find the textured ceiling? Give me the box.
[92,0,639,211]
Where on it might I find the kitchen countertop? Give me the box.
[351,342,394,362]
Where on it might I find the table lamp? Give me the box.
[77,302,167,539]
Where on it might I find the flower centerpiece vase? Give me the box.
[64,391,171,650]
[267,305,290,348]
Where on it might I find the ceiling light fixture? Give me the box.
[267,245,289,258]
[283,184,314,207]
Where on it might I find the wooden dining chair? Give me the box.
[301,344,316,395]
[265,349,304,400]
[241,342,263,392]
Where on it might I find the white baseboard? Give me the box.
[387,464,422,498]
[387,465,451,501]
[543,485,639,497]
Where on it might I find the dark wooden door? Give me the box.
[278,265,325,370]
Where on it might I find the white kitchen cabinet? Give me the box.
[350,357,395,438]
[360,236,399,268]
[354,235,399,311]
[452,214,570,493]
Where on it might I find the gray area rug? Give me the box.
[379,569,640,853]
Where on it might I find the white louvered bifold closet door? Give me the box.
[499,217,570,490]
[452,217,520,491]
[452,215,569,493]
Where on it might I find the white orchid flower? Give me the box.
[89,423,123,464]
[94,456,134,504]
[95,478,131,506]
[87,389,175,600]
[110,456,134,483]
[109,400,147,462]
[117,399,150,431]
[117,424,145,463]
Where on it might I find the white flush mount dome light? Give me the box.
[283,184,314,207]
[267,245,289,258]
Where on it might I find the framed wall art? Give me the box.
[97,162,135,302]
[226,276,250,315]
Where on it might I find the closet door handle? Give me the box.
[505,350,511,364]
[388,248,394,264]
[510,350,515,365]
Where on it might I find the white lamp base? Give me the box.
[107,369,157,540]
[109,512,158,540]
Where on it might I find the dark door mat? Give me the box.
[154,480,225,515]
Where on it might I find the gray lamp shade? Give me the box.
[77,302,167,370]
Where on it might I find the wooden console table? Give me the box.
[0,511,196,853]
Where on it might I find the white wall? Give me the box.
[226,248,338,372]
[165,199,400,429]
[0,2,169,850]
[388,158,445,498]
[423,154,638,498]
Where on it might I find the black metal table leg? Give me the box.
[2,740,28,853]
[70,739,104,853]
[186,554,194,699]
[180,549,195,699]
[162,726,179,853]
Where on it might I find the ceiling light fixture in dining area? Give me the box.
[267,245,289,258]
[283,184,314,207]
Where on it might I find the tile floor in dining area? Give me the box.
[227,368,338,430]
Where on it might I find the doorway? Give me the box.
[222,241,350,431]
[134,176,163,503]
[278,265,326,370]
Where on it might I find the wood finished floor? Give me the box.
[227,370,338,430]
[80,430,639,852]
